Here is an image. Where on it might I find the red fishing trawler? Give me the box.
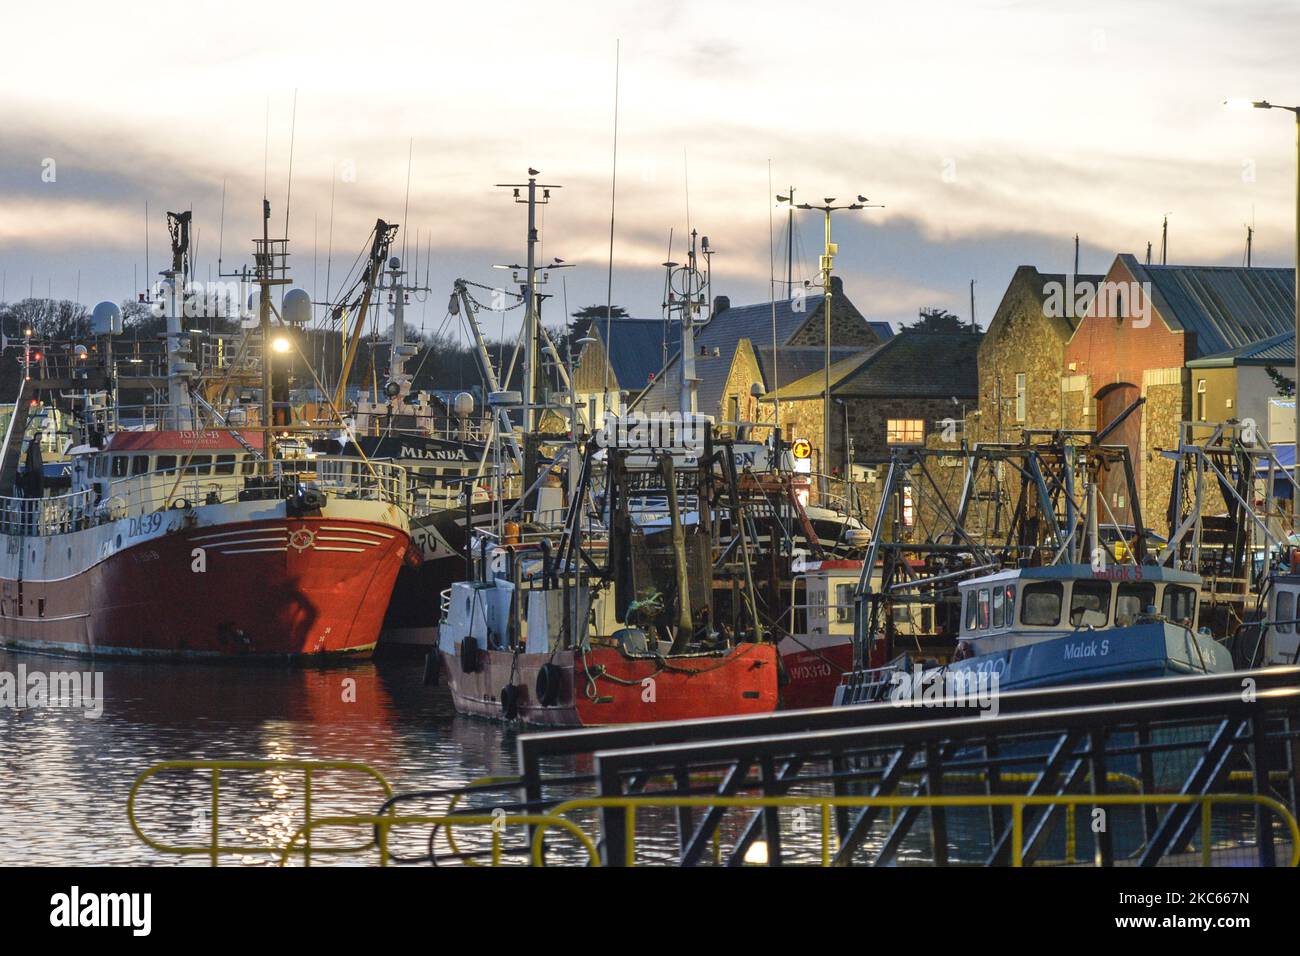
[0,206,411,661]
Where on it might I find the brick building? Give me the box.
[1061,254,1295,532]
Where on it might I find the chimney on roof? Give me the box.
[712,295,730,317]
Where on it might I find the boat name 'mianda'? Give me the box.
[888,666,1000,718]
[0,665,104,717]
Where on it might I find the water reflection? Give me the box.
[0,648,519,865]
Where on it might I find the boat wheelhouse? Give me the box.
[1248,566,1300,667]
[955,563,1202,654]
[944,563,1230,690]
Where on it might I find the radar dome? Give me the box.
[453,392,475,418]
[282,288,312,326]
[91,301,122,336]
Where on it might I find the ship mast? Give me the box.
[163,210,196,430]
[495,170,564,510]
[250,199,291,473]
[663,230,706,417]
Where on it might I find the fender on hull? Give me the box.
[442,641,780,727]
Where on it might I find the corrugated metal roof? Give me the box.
[1123,255,1295,358]
[1187,330,1295,367]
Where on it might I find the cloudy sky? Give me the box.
[0,0,1296,340]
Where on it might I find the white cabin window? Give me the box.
[183,455,212,476]
[1276,590,1294,635]
[111,456,129,478]
[131,455,150,476]
[1003,585,1016,627]
[977,589,990,629]
[1021,582,1063,626]
[992,587,1005,628]
[1162,585,1197,626]
[1115,582,1156,626]
[1069,581,1111,628]
[835,583,854,624]
[964,591,978,631]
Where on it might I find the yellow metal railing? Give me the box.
[530,793,1300,868]
[128,760,1300,868]
[127,760,393,866]
[278,814,600,867]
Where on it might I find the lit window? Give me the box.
[886,419,924,445]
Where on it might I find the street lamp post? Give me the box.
[1230,99,1300,521]
[779,193,882,500]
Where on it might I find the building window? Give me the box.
[1196,379,1207,421]
[886,418,924,445]
[1015,373,1026,423]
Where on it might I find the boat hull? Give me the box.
[379,500,499,651]
[778,636,854,710]
[0,501,409,661]
[441,642,780,727]
[941,622,1233,692]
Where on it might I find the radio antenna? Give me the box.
[602,39,620,399]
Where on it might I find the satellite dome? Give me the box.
[91,301,122,336]
[282,288,312,326]
[453,391,475,419]
[388,255,401,270]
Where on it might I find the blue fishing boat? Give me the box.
[942,563,1231,692]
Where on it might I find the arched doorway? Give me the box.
[1095,383,1141,528]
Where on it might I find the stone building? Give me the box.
[759,328,983,472]
[975,266,1102,442]
[630,277,889,436]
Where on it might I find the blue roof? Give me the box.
[594,318,681,391]
[1123,255,1296,359]
[697,294,826,351]
[631,279,879,413]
